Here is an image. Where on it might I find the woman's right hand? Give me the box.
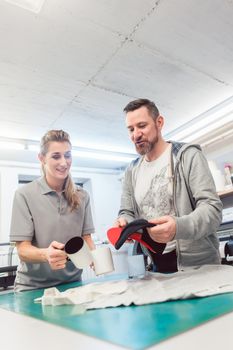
[46,241,67,270]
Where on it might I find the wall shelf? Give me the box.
[218,188,233,198]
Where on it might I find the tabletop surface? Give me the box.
[1,279,233,350]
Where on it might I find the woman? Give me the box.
[10,130,95,292]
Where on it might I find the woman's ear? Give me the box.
[38,153,45,164]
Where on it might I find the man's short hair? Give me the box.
[123,98,160,120]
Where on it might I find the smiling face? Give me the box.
[39,141,72,190]
[126,106,164,158]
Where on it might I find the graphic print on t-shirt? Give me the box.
[134,145,176,254]
[139,165,173,220]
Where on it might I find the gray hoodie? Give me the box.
[118,141,222,269]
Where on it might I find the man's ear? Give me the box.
[156,115,164,130]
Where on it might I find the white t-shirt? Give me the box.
[134,144,176,253]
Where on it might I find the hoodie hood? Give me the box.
[169,141,202,162]
[129,141,202,169]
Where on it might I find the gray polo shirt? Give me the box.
[10,176,95,292]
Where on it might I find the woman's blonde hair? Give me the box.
[40,129,80,211]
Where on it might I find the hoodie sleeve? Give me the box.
[175,147,223,240]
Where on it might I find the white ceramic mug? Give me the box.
[127,254,146,279]
[91,246,114,276]
[64,236,92,269]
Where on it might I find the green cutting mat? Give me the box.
[1,280,233,350]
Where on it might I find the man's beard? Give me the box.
[135,135,159,155]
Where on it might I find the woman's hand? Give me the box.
[16,240,67,269]
[46,241,67,270]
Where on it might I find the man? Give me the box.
[116,98,222,272]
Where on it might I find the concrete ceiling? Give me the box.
[0,0,233,170]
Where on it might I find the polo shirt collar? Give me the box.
[38,176,65,195]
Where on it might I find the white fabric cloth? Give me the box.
[35,265,233,309]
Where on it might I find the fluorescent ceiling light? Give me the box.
[22,141,137,163]
[0,141,24,150]
[4,0,46,13]
[166,96,233,142]
[72,150,136,163]
[201,127,233,148]
[182,112,233,143]
[73,141,135,155]
[28,144,40,152]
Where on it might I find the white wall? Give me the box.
[202,142,233,191]
[0,161,122,243]
[202,139,233,171]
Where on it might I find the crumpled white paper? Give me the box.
[35,265,233,309]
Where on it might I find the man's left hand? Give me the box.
[147,216,176,243]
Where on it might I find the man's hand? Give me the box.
[113,217,134,243]
[113,217,128,228]
[46,241,67,270]
[147,216,176,243]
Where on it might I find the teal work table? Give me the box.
[1,279,233,350]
